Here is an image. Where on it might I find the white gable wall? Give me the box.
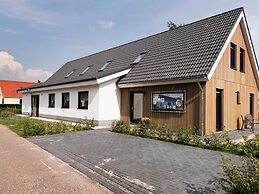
[98,78,121,125]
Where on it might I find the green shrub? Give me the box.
[138,122,148,137]
[0,110,14,118]
[238,135,259,157]
[203,132,231,150]
[111,120,259,158]
[175,128,193,144]
[191,134,202,146]
[111,120,130,134]
[213,155,259,194]
[77,118,95,130]
[0,116,93,137]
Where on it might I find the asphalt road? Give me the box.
[0,125,112,194]
[29,129,241,194]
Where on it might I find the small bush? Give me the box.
[111,120,130,134]
[175,128,193,144]
[203,132,231,150]
[111,120,259,158]
[0,116,93,137]
[191,134,202,146]
[213,155,259,194]
[73,118,95,131]
[238,135,259,157]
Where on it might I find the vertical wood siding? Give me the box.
[205,24,258,134]
[121,83,201,132]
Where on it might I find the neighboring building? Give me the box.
[19,8,259,135]
[0,80,36,105]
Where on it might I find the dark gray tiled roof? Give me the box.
[28,7,243,89]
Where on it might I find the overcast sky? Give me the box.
[0,0,258,82]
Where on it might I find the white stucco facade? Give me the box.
[20,70,127,125]
[2,98,21,104]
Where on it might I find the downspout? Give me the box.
[197,82,205,136]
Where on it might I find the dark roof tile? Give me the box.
[28,7,243,89]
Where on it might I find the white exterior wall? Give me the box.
[20,73,125,125]
[0,88,2,104]
[29,85,100,121]
[22,94,32,115]
[98,78,121,124]
[3,98,21,104]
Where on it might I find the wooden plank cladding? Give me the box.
[121,83,202,133]
[205,23,258,134]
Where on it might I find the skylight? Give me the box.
[98,61,112,71]
[65,70,75,78]
[132,52,146,64]
[80,66,90,75]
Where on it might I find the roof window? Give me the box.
[80,66,90,75]
[98,61,112,71]
[65,70,75,78]
[132,52,146,64]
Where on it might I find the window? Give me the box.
[132,52,146,64]
[48,94,55,108]
[98,61,111,71]
[80,66,90,75]
[61,93,70,108]
[230,43,236,69]
[240,48,245,72]
[78,91,89,109]
[236,91,240,104]
[65,70,75,78]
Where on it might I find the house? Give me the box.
[19,8,259,135]
[0,80,36,105]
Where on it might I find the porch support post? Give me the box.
[197,82,205,136]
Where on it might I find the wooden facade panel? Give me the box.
[121,83,201,132]
[205,24,258,134]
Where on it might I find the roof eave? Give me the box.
[118,77,208,88]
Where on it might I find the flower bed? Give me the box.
[111,119,259,158]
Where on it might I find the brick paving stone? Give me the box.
[30,129,241,194]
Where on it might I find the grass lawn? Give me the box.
[0,115,94,137]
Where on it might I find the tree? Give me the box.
[167,21,185,30]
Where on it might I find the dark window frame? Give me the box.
[78,91,89,109]
[240,48,245,73]
[48,93,55,108]
[236,91,240,105]
[230,43,237,70]
[61,92,70,109]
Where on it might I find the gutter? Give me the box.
[197,82,205,136]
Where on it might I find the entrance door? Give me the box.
[250,93,254,117]
[130,92,143,123]
[31,95,39,117]
[216,89,223,132]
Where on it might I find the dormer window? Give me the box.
[98,61,112,71]
[132,52,146,64]
[80,66,90,75]
[65,70,75,78]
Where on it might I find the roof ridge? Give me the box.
[67,7,244,64]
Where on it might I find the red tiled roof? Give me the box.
[0,80,36,98]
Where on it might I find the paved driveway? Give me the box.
[29,129,240,194]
